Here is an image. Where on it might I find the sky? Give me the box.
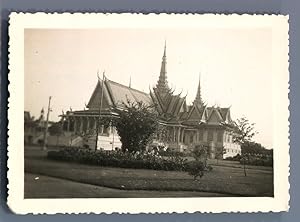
[24,28,272,148]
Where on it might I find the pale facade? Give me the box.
[61,44,241,158]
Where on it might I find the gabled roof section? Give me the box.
[105,79,152,108]
[218,108,227,120]
[150,90,163,114]
[87,78,152,110]
[87,80,113,110]
[151,86,187,120]
[187,104,202,120]
[207,107,224,124]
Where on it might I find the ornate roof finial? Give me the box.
[194,73,204,106]
[156,41,169,93]
[163,39,167,57]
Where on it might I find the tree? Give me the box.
[233,117,257,145]
[48,122,64,146]
[186,145,212,181]
[233,117,258,176]
[112,100,159,153]
[78,128,97,149]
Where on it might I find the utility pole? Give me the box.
[42,96,52,150]
[95,71,105,151]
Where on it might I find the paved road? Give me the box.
[25,173,231,198]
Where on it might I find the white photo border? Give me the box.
[7,13,290,214]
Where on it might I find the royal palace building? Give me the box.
[61,44,241,158]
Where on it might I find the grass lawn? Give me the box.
[25,146,273,197]
[25,173,231,198]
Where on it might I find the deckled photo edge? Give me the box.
[7,13,289,214]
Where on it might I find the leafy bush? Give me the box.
[47,148,190,171]
[184,145,213,180]
[185,161,205,180]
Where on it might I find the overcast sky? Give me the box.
[25,28,272,148]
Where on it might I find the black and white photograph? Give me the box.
[8,13,289,214]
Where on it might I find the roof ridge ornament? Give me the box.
[193,72,204,106]
[156,41,169,93]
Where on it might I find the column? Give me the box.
[173,126,176,142]
[177,127,181,143]
[86,117,90,132]
[93,117,97,131]
[107,124,111,136]
[73,117,77,133]
[67,118,70,132]
[79,117,83,132]
[181,129,185,143]
[101,125,104,134]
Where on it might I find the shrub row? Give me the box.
[158,150,190,157]
[240,155,273,167]
[225,154,273,167]
[47,148,190,171]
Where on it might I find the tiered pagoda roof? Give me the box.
[74,42,234,128]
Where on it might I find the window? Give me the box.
[102,125,110,135]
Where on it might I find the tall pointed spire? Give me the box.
[194,73,204,106]
[156,41,169,93]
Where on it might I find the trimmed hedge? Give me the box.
[47,148,190,171]
[240,155,273,167]
[225,154,273,167]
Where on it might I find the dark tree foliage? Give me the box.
[241,141,273,156]
[112,100,159,153]
[186,145,212,180]
[215,146,226,164]
[48,122,64,146]
[192,145,209,163]
[48,122,63,136]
